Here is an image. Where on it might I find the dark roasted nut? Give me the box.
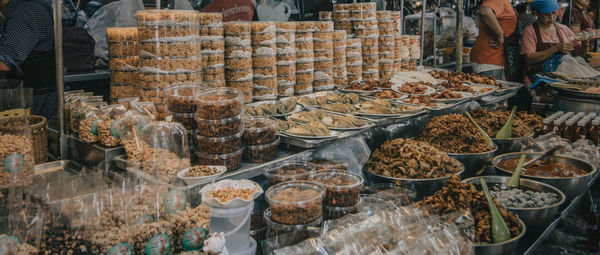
[242,117,277,145]
[195,88,243,119]
[195,131,242,154]
[312,171,362,207]
[244,138,279,163]
[193,149,243,171]
[266,182,324,225]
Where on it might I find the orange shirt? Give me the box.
[470,0,517,66]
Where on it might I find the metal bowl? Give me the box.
[492,152,597,200]
[362,163,464,200]
[447,145,498,178]
[473,218,526,255]
[491,133,534,155]
[464,176,566,232]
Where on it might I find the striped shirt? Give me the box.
[0,0,54,76]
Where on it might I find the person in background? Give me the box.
[0,0,56,120]
[562,0,594,51]
[470,0,518,80]
[516,2,537,30]
[520,0,585,85]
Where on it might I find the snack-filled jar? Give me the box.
[195,130,243,154]
[242,117,278,145]
[170,112,196,130]
[195,114,243,137]
[166,84,205,113]
[244,138,280,163]
[264,162,316,186]
[193,148,244,171]
[224,21,251,35]
[265,181,325,225]
[195,87,243,119]
[312,170,363,207]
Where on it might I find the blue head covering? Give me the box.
[530,0,560,14]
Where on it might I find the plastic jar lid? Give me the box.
[265,181,325,205]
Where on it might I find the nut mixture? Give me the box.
[195,115,242,137]
[244,139,279,163]
[0,133,33,185]
[195,92,243,119]
[210,187,254,203]
[313,173,361,207]
[195,133,242,154]
[418,114,494,154]
[243,119,277,145]
[194,150,243,171]
[416,176,522,244]
[186,165,221,177]
[365,138,463,179]
[269,187,323,225]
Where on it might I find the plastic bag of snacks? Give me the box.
[96,104,128,147]
[70,94,103,133]
[0,118,34,187]
[131,101,158,120]
[141,121,191,183]
[113,110,154,167]
[78,102,108,143]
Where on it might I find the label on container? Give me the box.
[110,119,127,138]
[145,234,170,255]
[91,119,99,135]
[181,227,208,251]
[133,214,155,226]
[163,189,187,214]
[3,153,25,173]
[107,243,132,255]
[0,235,20,254]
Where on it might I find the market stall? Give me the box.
[1,5,600,255]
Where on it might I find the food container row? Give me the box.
[295,82,313,95]
[106,27,138,42]
[333,2,376,12]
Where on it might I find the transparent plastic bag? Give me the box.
[131,101,158,119]
[141,121,191,183]
[78,102,108,143]
[96,104,128,147]
[315,136,370,175]
[0,116,34,187]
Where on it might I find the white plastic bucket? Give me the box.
[209,202,253,254]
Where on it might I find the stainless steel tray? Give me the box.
[278,127,371,149]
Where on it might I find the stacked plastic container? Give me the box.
[224,22,253,103]
[312,170,363,220]
[397,35,412,71]
[313,22,334,91]
[106,27,139,104]
[377,11,395,80]
[167,84,205,137]
[409,35,421,70]
[333,4,352,35]
[319,11,333,21]
[194,88,245,171]
[345,38,362,84]
[332,30,347,87]
[137,10,202,120]
[242,117,279,163]
[276,22,296,98]
[251,22,278,101]
[199,12,225,88]
[353,2,379,81]
[295,22,315,95]
[393,33,403,72]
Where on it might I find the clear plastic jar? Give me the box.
[194,148,244,171]
[195,88,243,119]
[244,138,280,163]
[264,162,316,186]
[166,84,205,113]
[265,181,325,225]
[312,170,363,207]
[195,130,243,154]
[243,117,278,145]
[195,114,243,137]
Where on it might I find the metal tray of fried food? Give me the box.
[495,80,524,95]
[278,127,371,149]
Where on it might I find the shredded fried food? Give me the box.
[418,114,494,153]
[429,70,501,87]
[365,138,463,178]
[467,108,538,137]
[416,176,522,244]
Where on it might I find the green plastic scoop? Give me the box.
[495,106,517,139]
[506,154,527,188]
[481,178,511,243]
[466,112,494,148]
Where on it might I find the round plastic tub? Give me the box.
[242,117,278,145]
[308,153,350,171]
[323,197,362,220]
[194,147,244,171]
[195,87,243,119]
[195,130,243,154]
[263,208,322,254]
[195,114,243,137]
[312,170,363,207]
[363,183,417,206]
[244,138,280,163]
[264,162,316,186]
[265,181,325,225]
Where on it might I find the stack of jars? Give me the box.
[408,35,421,70]
[251,22,278,101]
[391,11,402,34]
[136,10,202,120]
[377,11,395,80]
[333,4,352,35]
[224,22,253,103]
[276,22,296,98]
[107,27,139,104]
[199,12,225,88]
[194,88,245,171]
[295,22,315,95]
[353,3,378,81]
[166,85,204,140]
[332,30,347,87]
[345,38,362,84]
[393,33,404,72]
[312,170,364,220]
[313,22,334,91]
[319,11,333,21]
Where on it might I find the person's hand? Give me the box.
[570,25,581,34]
[554,43,575,54]
[489,36,504,49]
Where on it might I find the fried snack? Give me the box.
[372,90,404,99]
[396,81,433,94]
[439,80,475,94]
[402,95,437,106]
[418,114,494,153]
[432,89,463,99]
[429,70,500,87]
[344,81,377,91]
[416,176,522,244]
[467,108,535,138]
[365,138,462,178]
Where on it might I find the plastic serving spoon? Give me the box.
[481,178,511,243]
[496,106,517,139]
[506,154,527,188]
[466,112,494,148]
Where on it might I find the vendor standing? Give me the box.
[562,0,594,51]
[470,0,518,80]
[520,0,586,85]
[0,0,56,119]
